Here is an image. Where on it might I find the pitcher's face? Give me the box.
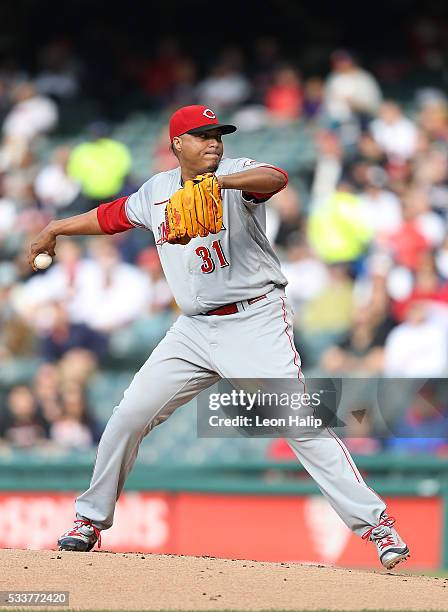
[173,128,224,173]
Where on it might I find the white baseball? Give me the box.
[34,253,53,270]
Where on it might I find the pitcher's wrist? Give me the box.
[216,175,227,190]
[48,219,64,238]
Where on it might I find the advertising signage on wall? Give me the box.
[0,492,440,568]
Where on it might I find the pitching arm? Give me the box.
[28,208,105,271]
[217,166,288,202]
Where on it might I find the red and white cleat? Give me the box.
[362,514,410,569]
[58,518,102,552]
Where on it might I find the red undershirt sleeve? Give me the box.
[97,197,135,234]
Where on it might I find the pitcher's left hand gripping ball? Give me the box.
[165,173,222,244]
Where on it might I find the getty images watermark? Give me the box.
[196,383,334,437]
[208,389,323,429]
[198,377,448,439]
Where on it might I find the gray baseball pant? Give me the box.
[76,288,385,536]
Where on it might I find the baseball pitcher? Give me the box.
[29,105,409,569]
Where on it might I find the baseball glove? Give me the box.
[165,173,222,245]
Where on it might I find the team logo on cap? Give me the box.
[203,108,216,119]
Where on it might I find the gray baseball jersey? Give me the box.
[125,157,288,314]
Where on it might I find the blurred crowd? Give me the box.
[1,29,448,454]
[0,361,102,452]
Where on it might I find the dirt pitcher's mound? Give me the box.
[0,549,446,611]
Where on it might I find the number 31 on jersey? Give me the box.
[195,240,229,274]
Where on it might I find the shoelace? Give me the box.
[378,536,396,550]
[362,516,396,542]
[68,519,102,549]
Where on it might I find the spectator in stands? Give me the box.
[49,382,101,450]
[38,302,108,362]
[350,132,387,177]
[418,96,448,143]
[34,146,81,214]
[436,236,448,280]
[58,348,98,387]
[137,247,173,313]
[18,241,113,367]
[384,301,448,377]
[34,40,81,100]
[67,122,132,209]
[307,181,373,265]
[413,147,448,218]
[310,130,344,202]
[1,81,58,169]
[109,247,174,360]
[391,251,448,322]
[303,77,324,120]
[1,386,48,448]
[268,184,304,249]
[16,238,87,325]
[324,50,382,124]
[17,237,136,344]
[370,101,418,161]
[33,363,62,425]
[0,196,19,257]
[298,264,355,366]
[71,238,149,333]
[0,262,34,362]
[152,127,178,173]
[320,300,393,375]
[282,239,329,314]
[11,207,52,282]
[1,159,38,215]
[359,166,402,245]
[196,49,251,112]
[387,384,448,455]
[387,186,444,271]
[264,66,303,122]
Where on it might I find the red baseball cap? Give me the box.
[169,105,237,141]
